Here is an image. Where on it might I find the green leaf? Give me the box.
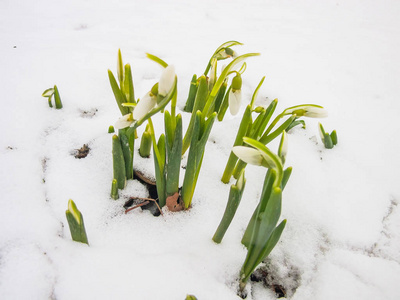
[242,187,282,280]
[259,115,296,145]
[242,169,276,247]
[250,77,265,109]
[213,170,246,243]
[117,49,124,84]
[66,199,89,245]
[331,130,338,145]
[146,53,168,68]
[154,134,166,207]
[182,76,209,155]
[53,85,63,109]
[112,134,126,189]
[108,70,129,115]
[221,105,253,183]
[165,113,182,197]
[183,74,198,113]
[256,219,286,266]
[123,64,135,104]
[111,179,119,200]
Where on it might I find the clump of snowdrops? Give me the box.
[108,42,260,210]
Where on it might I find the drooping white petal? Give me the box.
[284,105,327,118]
[158,65,175,97]
[114,113,134,129]
[304,106,328,118]
[229,89,242,115]
[232,146,264,166]
[133,92,157,121]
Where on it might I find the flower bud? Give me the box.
[284,105,327,118]
[133,92,157,121]
[114,113,134,129]
[158,65,175,97]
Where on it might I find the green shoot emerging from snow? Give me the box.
[42,85,63,109]
[65,199,89,245]
[232,133,292,294]
[319,122,338,149]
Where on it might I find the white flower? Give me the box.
[158,65,175,97]
[229,89,242,115]
[133,92,157,121]
[284,105,328,118]
[114,113,134,129]
[232,146,264,166]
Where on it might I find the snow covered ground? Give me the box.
[1,0,400,299]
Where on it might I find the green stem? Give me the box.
[221,105,252,183]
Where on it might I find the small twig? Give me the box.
[124,197,164,216]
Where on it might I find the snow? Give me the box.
[1,0,400,299]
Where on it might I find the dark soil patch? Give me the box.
[74,144,90,159]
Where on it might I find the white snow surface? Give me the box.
[1,0,400,299]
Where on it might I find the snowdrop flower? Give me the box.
[229,73,242,115]
[284,105,328,118]
[233,144,278,169]
[158,65,175,97]
[232,146,264,166]
[114,113,134,129]
[133,92,157,121]
[215,47,237,60]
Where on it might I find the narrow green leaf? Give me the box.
[213,171,246,243]
[250,76,265,109]
[108,70,128,115]
[221,105,252,183]
[117,49,124,84]
[217,86,230,121]
[54,85,63,109]
[182,76,209,155]
[165,114,182,197]
[259,115,296,145]
[123,64,135,104]
[111,179,119,200]
[146,53,168,68]
[66,199,89,245]
[331,130,338,145]
[183,74,198,113]
[112,134,126,189]
[281,167,292,190]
